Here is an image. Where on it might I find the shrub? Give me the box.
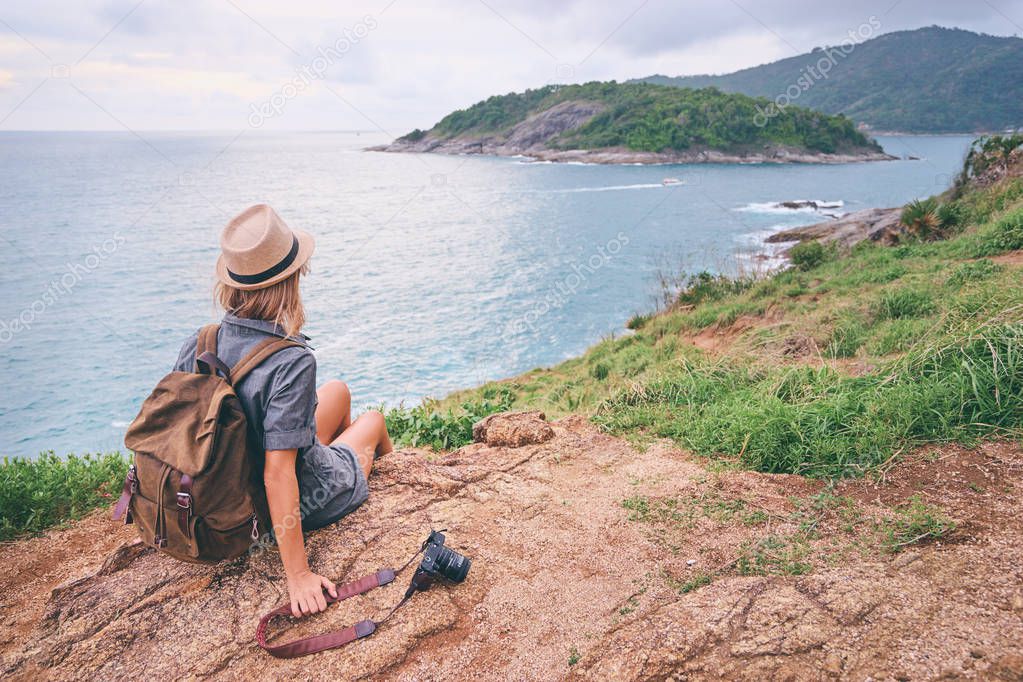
[900,198,941,240]
[0,451,129,540]
[626,313,651,330]
[590,363,611,380]
[788,241,831,271]
[676,271,754,306]
[386,387,514,450]
[874,288,936,320]
[959,134,1023,184]
[936,201,966,232]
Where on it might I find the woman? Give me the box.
[173,204,393,619]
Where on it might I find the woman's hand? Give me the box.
[287,569,338,618]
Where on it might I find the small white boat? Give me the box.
[662,177,684,186]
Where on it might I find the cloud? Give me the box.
[0,0,1020,131]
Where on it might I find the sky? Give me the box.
[0,0,1021,134]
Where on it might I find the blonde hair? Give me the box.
[215,263,309,337]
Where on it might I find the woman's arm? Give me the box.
[264,448,338,618]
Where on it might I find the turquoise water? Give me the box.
[0,132,973,458]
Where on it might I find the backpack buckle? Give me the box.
[176,492,192,510]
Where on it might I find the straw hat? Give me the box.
[216,204,315,290]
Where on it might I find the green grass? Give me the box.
[0,452,129,541]
[972,206,1023,255]
[826,310,870,358]
[597,322,1023,477]
[873,287,936,320]
[621,495,689,524]
[735,534,812,576]
[865,318,931,355]
[946,259,1002,287]
[678,572,712,593]
[878,495,956,552]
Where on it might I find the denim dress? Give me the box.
[173,313,368,530]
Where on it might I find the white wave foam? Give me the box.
[552,183,668,193]
[735,199,845,214]
[733,225,790,246]
[732,223,800,271]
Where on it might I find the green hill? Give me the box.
[384,81,886,162]
[638,26,1023,134]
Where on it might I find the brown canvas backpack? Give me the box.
[112,323,300,563]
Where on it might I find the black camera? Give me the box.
[418,530,470,583]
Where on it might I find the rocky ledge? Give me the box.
[3,413,1022,680]
[766,206,905,251]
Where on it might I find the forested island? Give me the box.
[373,81,892,164]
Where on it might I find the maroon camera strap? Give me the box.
[256,547,426,658]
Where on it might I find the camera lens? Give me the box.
[433,545,471,583]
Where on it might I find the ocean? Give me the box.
[0,131,974,457]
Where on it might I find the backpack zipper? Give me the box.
[154,463,171,548]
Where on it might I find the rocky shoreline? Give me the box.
[765,206,905,251]
[369,136,896,165]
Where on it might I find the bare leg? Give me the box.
[315,380,351,444]
[333,411,393,479]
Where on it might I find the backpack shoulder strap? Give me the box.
[194,324,220,370]
[230,337,304,385]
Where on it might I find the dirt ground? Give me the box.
[1,415,1021,681]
